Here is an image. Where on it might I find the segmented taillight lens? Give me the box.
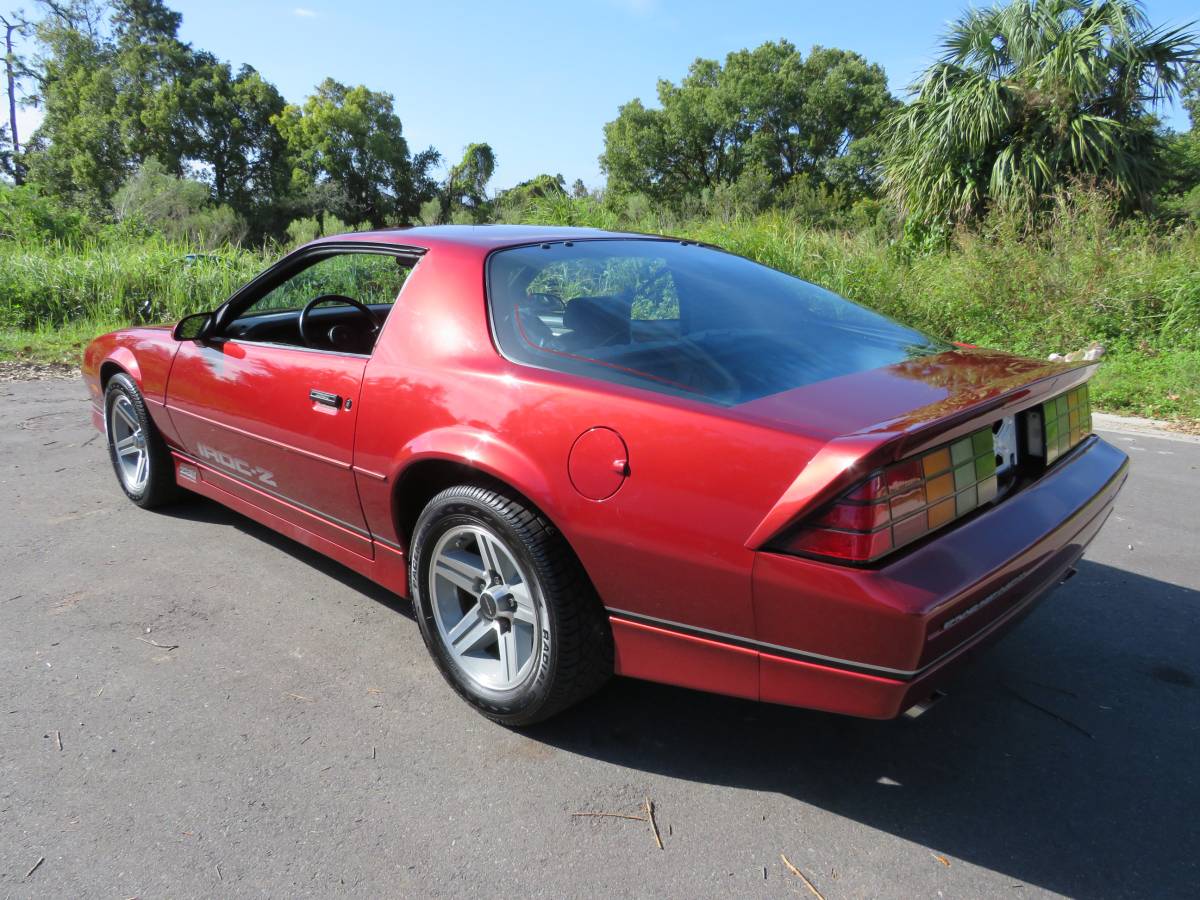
[1040,383,1092,464]
[779,427,1000,564]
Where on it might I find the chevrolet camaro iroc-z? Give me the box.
[82,225,1128,724]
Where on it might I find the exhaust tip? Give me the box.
[903,690,948,720]
[1060,566,1079,584]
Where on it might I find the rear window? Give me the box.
[487,239,945,405]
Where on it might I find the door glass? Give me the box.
[240,253,411,318]
[227,252,413,352]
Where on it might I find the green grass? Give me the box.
[0,319,125,368]
[1090,348,1200,424]
[0,236,267,330]
[2,204,1198,426]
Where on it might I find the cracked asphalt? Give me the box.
[1,378,1198,898]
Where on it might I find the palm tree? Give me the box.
[883,0,1197,222]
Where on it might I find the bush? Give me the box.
[113,159,247,249]
[0,184,94,246]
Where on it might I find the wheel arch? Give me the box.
[393,455,566,555]
[99,348,142,390]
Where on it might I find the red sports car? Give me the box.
[82,226,1128,725]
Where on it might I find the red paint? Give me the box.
[81,225,1129,719]
[568,427,629,501]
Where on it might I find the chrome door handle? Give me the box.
[309,389,342,408]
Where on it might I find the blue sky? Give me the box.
[16,0,1200,189]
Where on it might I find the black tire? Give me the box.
[104,372,180,509]
[409,484,612,726]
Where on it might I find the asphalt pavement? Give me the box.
[1,377,1197,898]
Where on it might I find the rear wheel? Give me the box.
[104,373,179,509]
[409,484,612,725]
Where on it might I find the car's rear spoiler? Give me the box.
[744,362,1098,550]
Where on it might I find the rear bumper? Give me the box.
[611,435,1128,718]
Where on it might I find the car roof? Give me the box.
[310,224,659,255]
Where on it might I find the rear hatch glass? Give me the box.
[487,239,947,406]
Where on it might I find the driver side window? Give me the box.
[228,251,413,353]
[240,253,410,318]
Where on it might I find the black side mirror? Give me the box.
[173,312,213,342]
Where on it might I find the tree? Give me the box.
[23,2,124,209]
[722,43,896,193]
[275,78,438,229]
[1183,60,1200,129]
[599,40,895,206]
[437,142,495,223]
[1,10,31,183]
[23,0,296,235]
[1160,60,1200,220]
[182,58,291,236]
[882,0,1199,222]
[23,0,192,207]
[109,0,192,173]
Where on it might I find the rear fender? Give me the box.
[392,425,561,522]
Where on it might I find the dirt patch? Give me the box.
[0,359,78,383]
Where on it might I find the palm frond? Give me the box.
[884,0,1198,222]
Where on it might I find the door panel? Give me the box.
[166,338,371,554]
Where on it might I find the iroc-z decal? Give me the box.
[196,442,278,488]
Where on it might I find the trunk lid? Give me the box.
[736,348,1096,549]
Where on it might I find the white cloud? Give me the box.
[293,7,317,17]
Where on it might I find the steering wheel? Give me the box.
[298,294,381,348]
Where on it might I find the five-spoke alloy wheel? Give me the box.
[410,484,613,725]
[104,372,179,508]
[109,392,149,494]
[429,525,543,691]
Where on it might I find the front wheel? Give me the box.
[104,373,179,509]
[409,484,612,725]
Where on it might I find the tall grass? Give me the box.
[504,194,1200,359]
[0,235,267,329]
[2,196,1198,421]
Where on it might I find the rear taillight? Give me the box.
[1038,383,1092,464]
[777,427,1000,564]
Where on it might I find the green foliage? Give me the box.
[112,157,246,247]
[24,3,126,210]
[16,2,439,240]
[109,0,193,172]
[1090,348,1200,420]
[600,40,895,208]
[492,172,565,220]
[0,183,93,244]
[1159,129,1200,221]
[435,142,496,223]
[0,234,264,329]
[883,0,1199,223]
[284,213,354,247]
[275,78,438,229]
[181,60,291,238]
[1182,59,1200,128]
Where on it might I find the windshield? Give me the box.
[487,239,946,405]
